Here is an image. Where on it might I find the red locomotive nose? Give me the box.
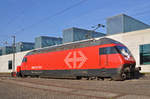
[123,55,135,61]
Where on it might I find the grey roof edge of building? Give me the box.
[63,27,74,31]
[2,46,13,48]
[106,13,150,27]
[124,14,150,26]
[63,27,105,35]
[17,41,35,44]
[63,27,96,32]
[35,36,62,39]
[106,13,125,20]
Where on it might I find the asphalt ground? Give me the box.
[0,77,150,99]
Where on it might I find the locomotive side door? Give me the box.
[99,47,108,68]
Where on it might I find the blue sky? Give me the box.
[0,0,150,46]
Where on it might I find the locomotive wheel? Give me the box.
[120,66,133,80]
[16,72,21,77]
[20,72,27,78]
[90,77,96,80]
[97,77,104,80]
[112,69,127,81]
[86,77,90,80]
[76,76,82,80]
[121,72,127,80]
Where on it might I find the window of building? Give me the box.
[8,60,12,70]
[140,44,150,65]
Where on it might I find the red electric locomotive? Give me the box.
[16,37,140,80]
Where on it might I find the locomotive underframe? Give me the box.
[17,63,140,81]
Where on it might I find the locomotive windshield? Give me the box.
[116,46,131,57]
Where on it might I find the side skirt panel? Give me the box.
[21,68,119,78]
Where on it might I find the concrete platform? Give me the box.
[0,77,150,99]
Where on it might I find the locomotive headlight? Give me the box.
[124,55,132,61]
[120,49,131,60]
[124,56,129,60]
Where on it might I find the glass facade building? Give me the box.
[140,44,150,65]
[2,46,13,55]
[107,14,150,35]
[16,42,35,52]
[63,27,105,43]
[35,36,62,48]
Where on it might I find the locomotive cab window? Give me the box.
[99,47,118,55]
[108,47,118,54]
[99,47,107,54]
[22,57,27,62]
[116,46,131,57]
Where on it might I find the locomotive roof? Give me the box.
[26,37,122,56]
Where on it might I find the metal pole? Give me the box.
[12,36,16,75]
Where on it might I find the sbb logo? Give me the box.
[64,51,88,69]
